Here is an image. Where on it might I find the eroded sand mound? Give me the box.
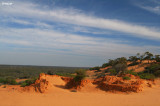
[62,74,153,93]
[94,75,153,92]
[64,78,92,90]
[23,73,66,93]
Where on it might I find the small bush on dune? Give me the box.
[128,62,139,66]
[96,73,106,78]
[89,66,100,71]
[146,64,160,73]
[74,69,86,82]
[113,63,127,75]
[109,69,117,75]
[101,63,110,68]
[138,73,155,80]
[144,63,160,78]
[47,70,54,75]
[20,78,37,87]
[123,76,131,80]
[20,82,28,87]
[154,70,160,77]
[125,70,138,76]
[55,73,75,77]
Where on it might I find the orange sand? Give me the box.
[0,78,160,106]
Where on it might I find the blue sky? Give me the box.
[0,0,160,67]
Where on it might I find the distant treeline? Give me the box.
[0,65,89,79]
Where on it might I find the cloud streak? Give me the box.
[0,27,160,58]
[137,5,160,15]
[0,1,160,40]
[134,0,160,15]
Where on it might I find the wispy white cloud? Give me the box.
[0,27,160,58]
[0,1,160,40]
[139,5,160,15]
[134,0,160,15]
[1,18,53,29]
[0,38,31,46]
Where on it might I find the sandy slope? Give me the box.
[0,79,160,106]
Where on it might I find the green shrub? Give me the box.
[144,63,160,78]
[47,70,54,75]
[55,73,75,77]
[74,69,86,82]
[109,69,117,75]
[96,73,106,78]
[123,76,131,80]
[20,78,37,87]
[89,66,100,71]
[0,77,17,85]
[128,62,139,66]
[101,63,110,68]
[148,64,160,73]
[20,82,28,87]
[0,78,5,83]
[6,77,17,85]
[114,63,127,74]
[154,70,160,77]
[125,70,138,76]
[138,73,155,80]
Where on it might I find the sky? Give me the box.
[0,0,160,67]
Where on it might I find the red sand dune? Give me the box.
[0,74,160,106]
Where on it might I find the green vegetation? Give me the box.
[113,63,127,74]
[74,69,86,82]
[0,77,17,85]
[89,66,100,71]
[109,69,117,75]
[138,73,155,80]
[128,56,138,64]
[125,70,138,76]
[91,51,160,80]
[55,72,76,77]
[20,78,37,87]
[47,70,75,77]
[144,63,160,77]
[135,63,160,80]
[128,62,139,66]
[144,52,153,63]
[155,55,160,62]
[123,76,131,80]
[101,63,110,68]
[105,57,128,75]
[0,65,88,79]
[96,73,106,78]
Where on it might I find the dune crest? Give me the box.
[21,73,154,93]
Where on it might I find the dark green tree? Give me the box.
[144,52,153,63]
[155,55,160,62]
[129,56,138,64]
